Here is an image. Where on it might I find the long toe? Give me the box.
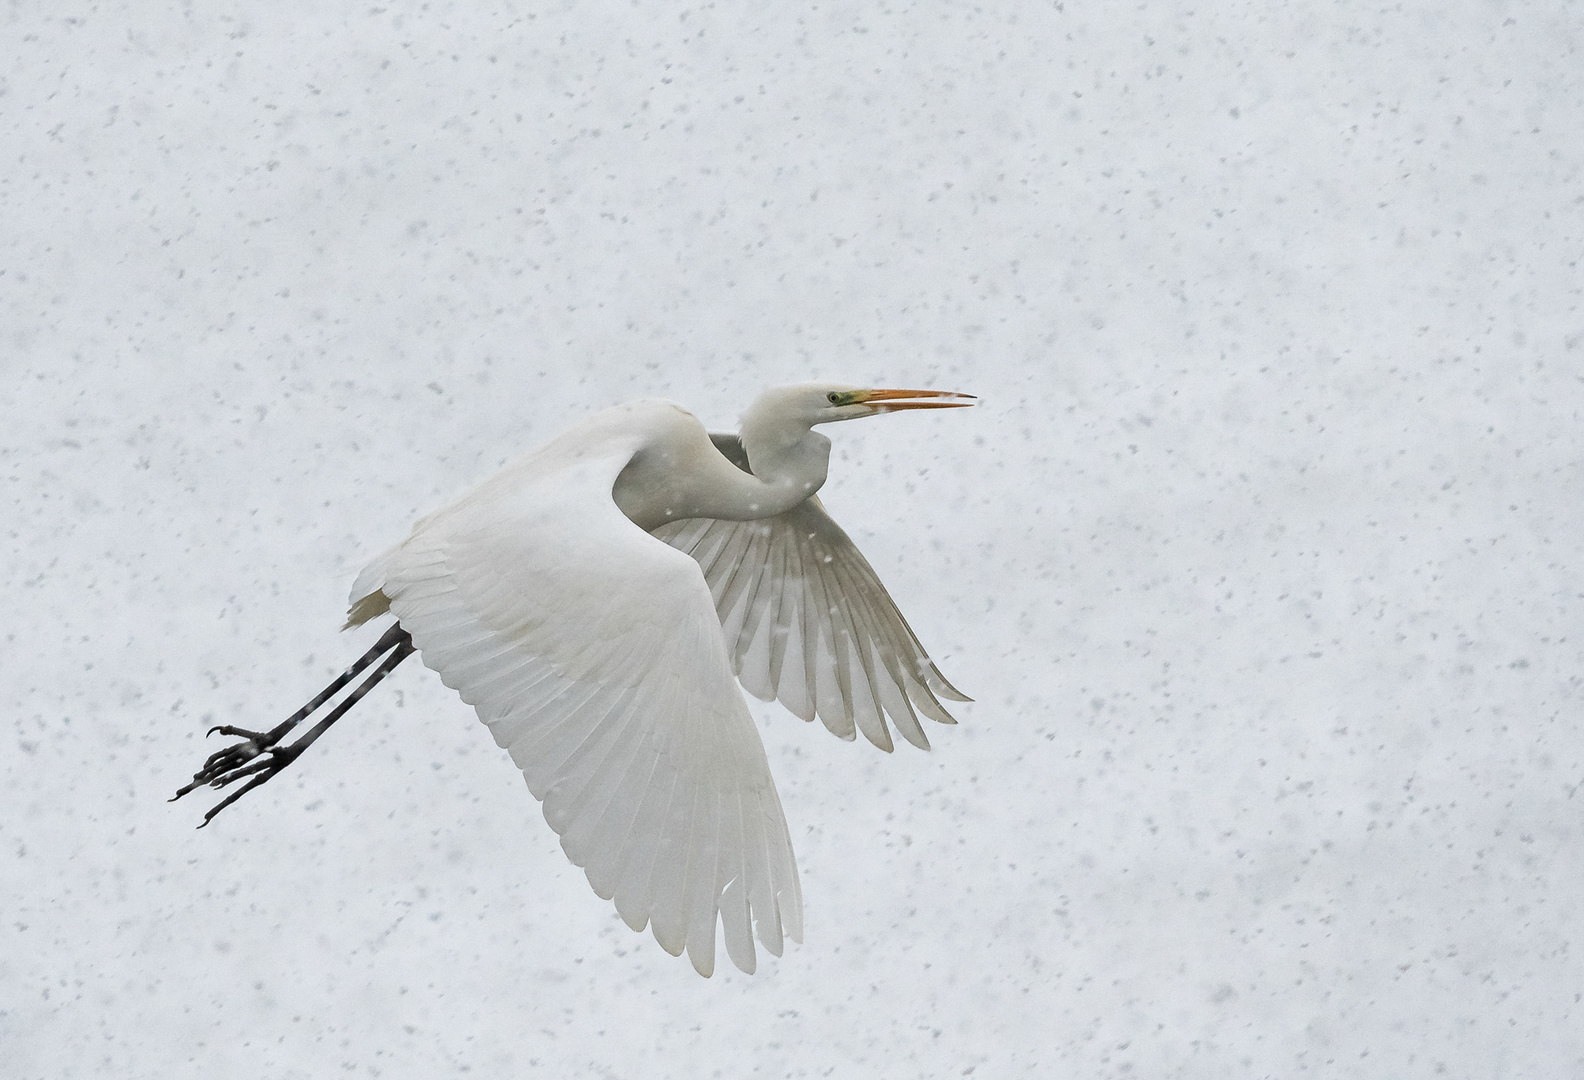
[206,724,273,742]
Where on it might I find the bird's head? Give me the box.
[735,383,977,509]
[748,384,978,429]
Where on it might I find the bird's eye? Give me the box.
[827,392,842,404]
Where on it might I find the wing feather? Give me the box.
[823,545,929,748]
[552,690,647,855]
[763,525,794,695]
[576,708,671,899]
[610,736,675,933]
[684,786,724,975]
[717,812,755,973]
[728,525,779,693]
[649,434,969,752]
[645,764,698,957]
[352,435,799,975]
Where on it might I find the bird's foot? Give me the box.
[170,721,305,826]
[171,624,416,828]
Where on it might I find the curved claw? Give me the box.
[171,732,273,804]
[172,739,301,823]
[207,723,273,742]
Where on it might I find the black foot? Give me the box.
[171,623,415,828]
[171,722,305,826]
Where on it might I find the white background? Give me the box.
[4,1,1581,1076]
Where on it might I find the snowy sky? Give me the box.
[4,1,1581,1076]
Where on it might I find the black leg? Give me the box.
[172,623,416,825]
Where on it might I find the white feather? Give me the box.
[333,390,971,977]
[652,436,969,753]
[351,405,801,976]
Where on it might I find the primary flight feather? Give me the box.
[174,383,975,976]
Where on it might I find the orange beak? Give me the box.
[858,388,978,412]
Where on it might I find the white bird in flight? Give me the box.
[175,384,975,976]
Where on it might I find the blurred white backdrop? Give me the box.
[3,1,1580,1076]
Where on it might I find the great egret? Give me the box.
[174,384,975,976]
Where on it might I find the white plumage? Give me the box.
[178,385,974,977]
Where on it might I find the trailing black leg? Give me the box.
[172,623,416,826]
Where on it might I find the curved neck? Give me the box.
[612,414,830,532]
[726,394,831,517]
[727,427,830,518]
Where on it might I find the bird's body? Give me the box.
[176,384,973,976]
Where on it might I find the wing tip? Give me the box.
[652,927,686,958]
[688,947,716,978]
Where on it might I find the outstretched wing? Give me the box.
[352,443,801,977]
[650,434,970,753]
